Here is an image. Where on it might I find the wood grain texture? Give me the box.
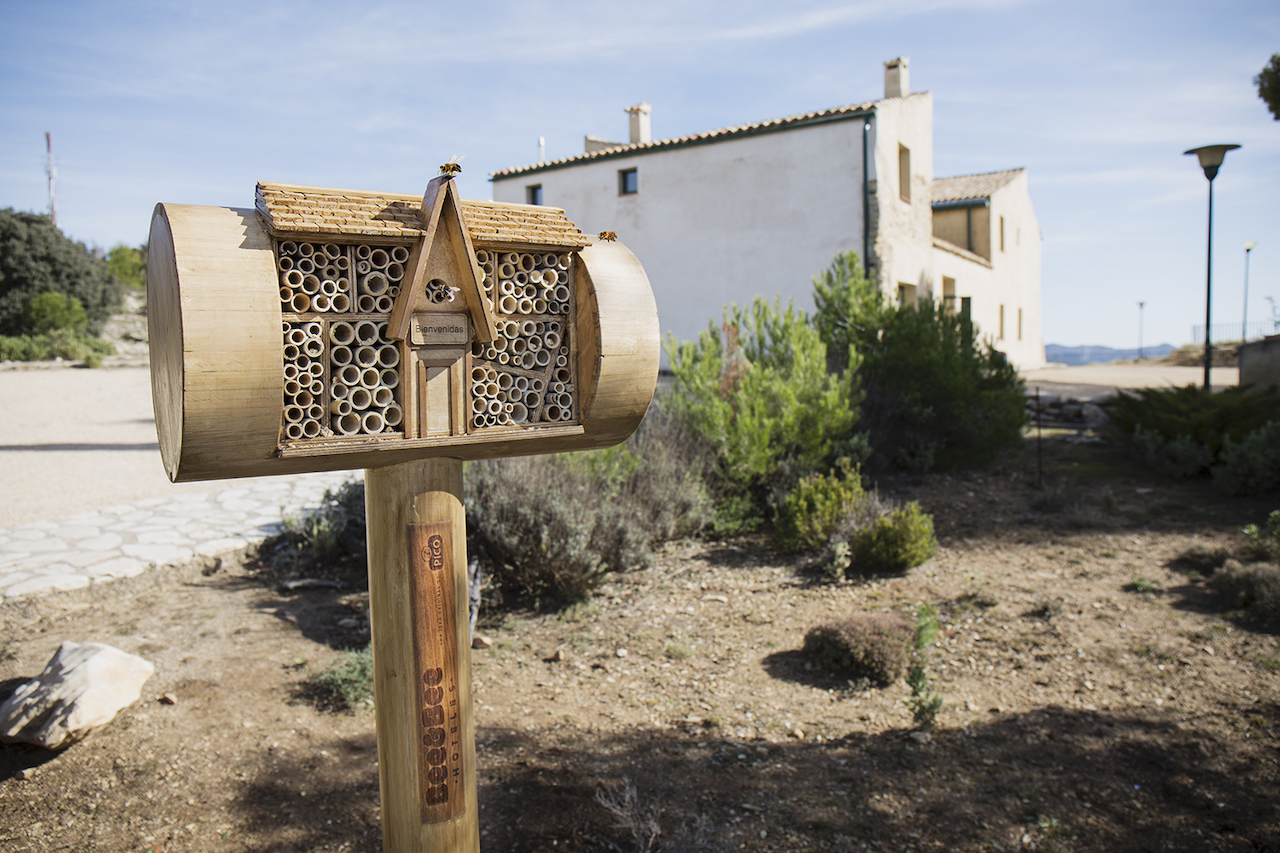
[147,204,283,482]
[366,459,478,853]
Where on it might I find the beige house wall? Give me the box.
[868,93,935,303]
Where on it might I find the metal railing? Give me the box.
[1190,321,1280,344]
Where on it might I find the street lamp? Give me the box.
[1243,241,1257,341]
[1184,143,1240,390]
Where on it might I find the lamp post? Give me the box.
[1138,301,1145,360]
[1184,143,1240,390]
[1243,241,1256,340]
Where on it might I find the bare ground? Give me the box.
[1,431,1278,853]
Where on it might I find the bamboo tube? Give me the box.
[378,323,393,344]
[517,298,533,315]
[330,399,352,417]
[298,242,314,257]
[391,245,409,264]
[284,380,301,398]
[332,345,353,366]
[544,331,561,349]
[284,269,304,287]
[474,250,489,265]
[310,378,325,396]
[381,368,399,389]
[294,389,313,408]
[382,404,403,427]
[509,402,527,423]
[471,397,486,415]
[323,265,340,282]
[321,279,339,296]
[388,262,404,281]
[370,248,390,269]
[534,350,550,367]
[497,352,509,365]
[555,367,570,382]
[520,352,536,369]
[336,412,361,435]
[356,346,378,367]
[304,321,322,338]
[297,257,316,275]
[304,338,324,358]
[287,328,306,345]
[363,272,389,296]
[279,287,292,303]
[312,294,332,313]
[358,294,377,313]
[374,387,394,407]
[499,281,515,297]
[283,363,299,381]
[308,361,324,378]
[301,275,321,295]
[307,404,323,421]
[513,271,528,286]
[509,338,526,355]
[358,260,372,275]
[284,405,304,423]
[340,364,361,386]
[281,240,297,254]
[362,411,385,433]
[323,243,341,259]
[533,298,548,314]
[554,284,570,302]
[497,262,516,279]
[351,387,372,410]
[492,336,507,353]
[526,336,542,352]
[545,405,561,421]
[285,423,303,440]
[518,254,534,272]
[331,293,351,313]
[499,295,517,314]
[376,295,395,313]
[379,345,400,368]
[484,382,499,398]
[361,367,381,389]
[356,245,372,260]
[289,293,311,313]
[496,372,512,390]
[336,255,350,271]
[332,383,348,400]
[283,343,300,361]
[355,321,379,345]
[331,322,356,345]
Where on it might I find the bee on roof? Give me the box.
[439,155,465,176]
[598,231,618,242]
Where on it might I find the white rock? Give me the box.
[0,641,154,749]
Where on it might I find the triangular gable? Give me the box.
[388,176,497,343]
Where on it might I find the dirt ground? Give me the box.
[1,430,1278,853]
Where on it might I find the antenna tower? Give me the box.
[45,132,57,226]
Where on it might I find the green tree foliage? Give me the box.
[812,250,1026,471]
[0,208,122,335]
[106,243,146,291]
[665,296,861,532]
[22,292,88,334]
[1257,53,1280,120]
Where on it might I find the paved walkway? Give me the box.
[0,470,358,603]
[0,365,359,604]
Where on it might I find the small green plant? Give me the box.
[0,329,115,363]
[1243,510,1280,562]
[914,603,939,649]
[904,661,943,731]
[1029,480,1075,513]
[310,646,374,712]
[802,613,914,686]
[665,643,694,661]
[22,291,88,334]
[1208,560,1280,624]
[1215,423,1280,496]
[777,469,864,552]
[829,500,937,576]
[1124,577,1159,594]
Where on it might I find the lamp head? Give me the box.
[1245,241,1256,252]
[1184,144,1241,181]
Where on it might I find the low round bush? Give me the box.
[777,471,864,553]
[827,499,937,577]
[1209,560,1280,624]
[802,613,914,686]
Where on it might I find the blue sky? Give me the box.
[2,0,1277,350]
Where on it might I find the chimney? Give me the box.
[626,103,651,144]
[884,57,909,98]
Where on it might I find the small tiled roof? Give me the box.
[931,169,1023,203]
[490,96,905,179]
[255,182,586,248]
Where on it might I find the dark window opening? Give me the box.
[526,185,543,205]
[619,168,638,195]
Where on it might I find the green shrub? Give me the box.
[803,613,914,686]
[0,208,123,335]
[905,661,943,731]
[829,500,937,577]
[914,603,939,649]
[813,251,1026,471]
[665,295,861,532]
[1214,422,1280,496]
[1106,384,1280,480]
[106,243,146,291]
[1208,560,1280,624]
[777,469,864,553]
[23,291,87,334]
[1028,480,1076,513]
[1244,510,1280,563]
[0,329,115,363]
[1171,544,1231,576]
[310,646,374,712]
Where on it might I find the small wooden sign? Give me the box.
[406,521,466,823]
[411,314,470,347]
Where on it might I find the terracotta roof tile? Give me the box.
[931,169,1023,203]
[255,182,586,248]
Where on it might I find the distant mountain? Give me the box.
[1045,343,1175,366]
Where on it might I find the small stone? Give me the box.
[0,641,154,749]
[471,635,492,650]
[18,767,35,780]
[551,649,565,662]
[337,618,359,628]
[615,648,628,658]
[159,694,177,705]
[790,728,805,739]
[909,731,932,744]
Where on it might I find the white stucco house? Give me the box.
[490,58,1044,367]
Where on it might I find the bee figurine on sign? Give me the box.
[439,156,465,176]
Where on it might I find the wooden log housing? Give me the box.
[147,184,659,482]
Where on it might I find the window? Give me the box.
[1017,308,1023,340]
[999,304,1005,340]
[941,276,957,313]
[897,283,917,306]
[898,145,911,203]
[618,168,638,195]
[999,216,1005,252]
[526,184,543,205]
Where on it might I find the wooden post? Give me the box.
[365,458,479,853]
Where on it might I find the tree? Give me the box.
[0,208,122,336]
[1257,53,1280,121]
[22,292,88,334]
[106,243,146,291]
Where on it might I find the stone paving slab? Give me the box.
[0,470,360,603]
